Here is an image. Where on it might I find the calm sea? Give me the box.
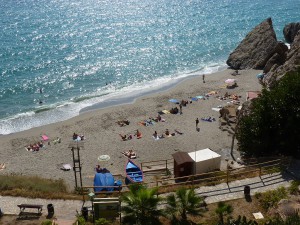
[0,0,299,134]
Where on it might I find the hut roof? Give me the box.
[172,151,194,165]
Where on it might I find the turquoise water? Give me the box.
[0,0,299,134]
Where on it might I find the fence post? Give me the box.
[226,170,229,184]
[259,166,262,177]
[166,160,168,174]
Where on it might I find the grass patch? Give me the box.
[288,180,300,195]
[255,187,287,210]
[0,174,80,200]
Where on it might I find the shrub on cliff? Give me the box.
[236,68,300,158]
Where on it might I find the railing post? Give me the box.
[226,169,229,184]
[166,160,168,174]
[259,166,262,177]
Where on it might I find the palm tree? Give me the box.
[164,187,203,224]
[215,202,233,225]
[121,183,163,225]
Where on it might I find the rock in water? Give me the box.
[226,18,278,70]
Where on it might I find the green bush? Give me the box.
[257,187,287,210]
[41,220,53,225]
[95,218,111,225]
[288,180,300,195]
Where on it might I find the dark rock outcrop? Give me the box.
[263,31,300,88]
[226,18,278,70]
[263,41,288,73]
[283,23,300,43]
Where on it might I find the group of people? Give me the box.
[116,120,130,127]
[26,141,44,152]
[73,133,85,141]
[119,129,142,141]
[152,129,176,139]
[122,149,137,159]
[95,165,110,173]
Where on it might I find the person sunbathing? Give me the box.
[95,165,102,173]
[119,134,127,141]
[135,129,142,139]
[165,129,170,136]
[73,132,78,140]
[157,114,162,121]
[123,150,137,159]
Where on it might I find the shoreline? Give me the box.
[0,65,226,135]
[0,68,262,189]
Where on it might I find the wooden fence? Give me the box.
[81,157,291,198]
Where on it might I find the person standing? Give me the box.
[179,103,183,114]
[196,118,199,130]
[202,74,205,83]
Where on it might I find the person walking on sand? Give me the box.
[196,118,199,130]
[202,74,205,83]
[179,103,183,114]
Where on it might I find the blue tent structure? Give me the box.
[93,172,115,192]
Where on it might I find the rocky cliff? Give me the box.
[283,23,300,43]
[263,31,300,88]
[226,18,280,70]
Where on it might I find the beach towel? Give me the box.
[212,108,221,112]
[61,164,72,171]
[162,110,170,114]
[41,135,49,141]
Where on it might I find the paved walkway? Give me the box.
[0,169,297,224]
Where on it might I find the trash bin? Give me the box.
[244,185,250,196]
[47,204,54,213]
[82,207,89,221]
[47,204,54,219]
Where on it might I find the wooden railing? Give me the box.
[81,157,291,198]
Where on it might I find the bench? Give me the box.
[17,204,43,214]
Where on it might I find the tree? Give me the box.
[225,215,258,225]
[236,69,300,158]
[215,202,233,225]
[121,183,163,225]
[164,187,203,224]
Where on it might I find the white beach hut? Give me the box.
[188,148,221,174]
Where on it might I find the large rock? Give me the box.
[226,18,278,70]
[263,31,300,88]
[283,22,300,43]
[263,42,288,73]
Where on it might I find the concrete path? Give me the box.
[196,172,293,204]
[0,170,295,224]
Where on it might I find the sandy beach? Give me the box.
[0,69,262,189]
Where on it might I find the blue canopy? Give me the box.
[94,172,115,192]
[169,99,179,104]
[256,73,265,79]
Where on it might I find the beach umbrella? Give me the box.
[225,79,236,84]
[98,155,110,162]
[169,99,180,104]
[256,73,264,79]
